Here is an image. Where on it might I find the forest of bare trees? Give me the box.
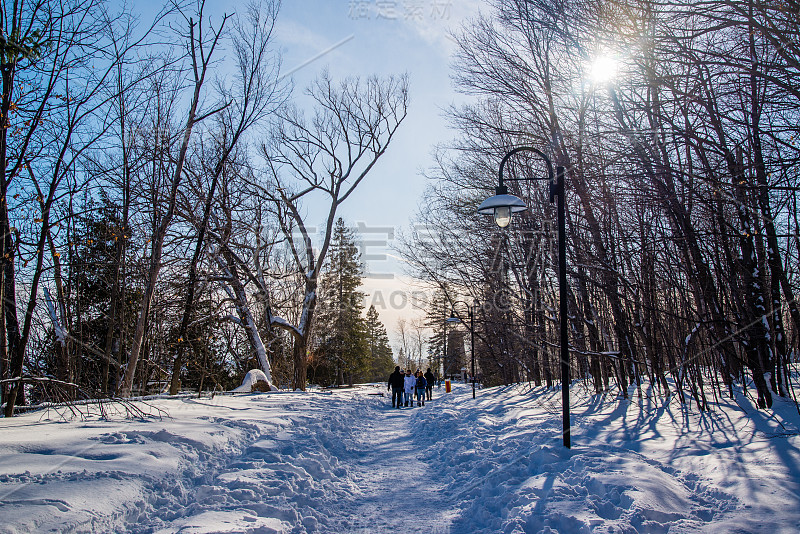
[3,0,798,418]
[0,0,406,415]
[405,0,800,410]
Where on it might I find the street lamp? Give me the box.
[441,311,449,387]
[477,146,571,449]
[447,300,479,399]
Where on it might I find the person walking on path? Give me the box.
[424,368,435,401]
[415,371,427,407]
[403,369,416,407]
[388,366,405,408]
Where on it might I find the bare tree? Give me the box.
[409,318,428,372]
[395,318,411,370]
[167,0,287,394]
[396,0,800,404]
[253,72,408,390]
[120,2,231,397]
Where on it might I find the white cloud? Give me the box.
[274,18,328,51]
[399,0,484,55]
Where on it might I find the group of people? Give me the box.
[387,366,436,408]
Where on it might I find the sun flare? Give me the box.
[589,53,619,84]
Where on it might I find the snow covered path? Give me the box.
[2,381,800,532]
[325,400,455,533]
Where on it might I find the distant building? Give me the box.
[444,330,465,378]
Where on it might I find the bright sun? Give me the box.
[589,54,619,84]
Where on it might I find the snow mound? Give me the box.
[232,369,271,393]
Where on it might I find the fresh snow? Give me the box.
[1,381,800,533]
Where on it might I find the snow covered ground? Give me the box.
[1,380,800,533]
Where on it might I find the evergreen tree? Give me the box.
[38,196,143,398]
[313,219,368,385]
[364,305,395,381]
[425,287,451,378]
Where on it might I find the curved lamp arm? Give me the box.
[498,146,554,189]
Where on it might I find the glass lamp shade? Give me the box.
[494,206,512,227]
[477,192,528,228]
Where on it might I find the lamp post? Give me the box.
[477,146,570,449]
[447,300,479,399]
[441,311,447,387]
[470,305,475,399]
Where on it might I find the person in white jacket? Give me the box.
[403,369,416,407]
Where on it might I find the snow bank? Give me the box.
[410,382,800,533]
[0,392,378,533]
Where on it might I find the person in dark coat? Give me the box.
[424,368,435,401]
[415,371,427,407]
[387,366,405,408]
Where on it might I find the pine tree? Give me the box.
[365,305,395,382]
[425,288,451,378]
[314,218,368,386]
[39,197,143,398]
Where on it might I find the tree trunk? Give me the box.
[171,150,229,394]
[293,335,309,390]
[291,277,317,391]
[101,233,124,396]
[3,248,23,417]
[221,248,274,388]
